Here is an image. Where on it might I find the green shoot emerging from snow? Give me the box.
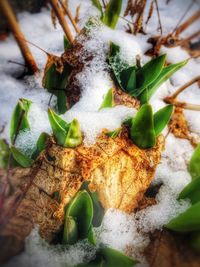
[48,108,82,148]
[130,104,173,149]
[109,42,188,103]
[166,145,200,252]
[91,0,122,29]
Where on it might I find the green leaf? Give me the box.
[102,0,122,29]
[120,66,136,93]
[43,58,71,114]
[99,247,138,267]
[48,108,67,146]
[190,231,200,253]
[76,248,137,267]
[11,146,33,168]
[139,59,188,103]
[99,88,114,110]
[188,144,200,179]
[66,190,93,239]
[62,215,78,245]
[64,119,82,148]
[56,90,68,114]
[32,132,49,160]
[106,128,121,138]
[178,176,200,204]
[109,42,120,58]
[153,105,174,136]
[81,182,105,227]
[10,98,32,144]
[165,202,200,232]
[64,35,70,50]
[133,54,166,97]
[91,0,103,17]
[48,109,82,148]
[0,139,10,169]
[130,104,156,149]
[88,225,96,245]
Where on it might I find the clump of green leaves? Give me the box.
[91,0,122,29]
[108,42,188,103]
[48,108,82,148]
[130,104,173,149]
[63,190,94,245]
[8,99,49,168]
[43,55,72,114]
[165,144,200,253]
[63,188,136,266]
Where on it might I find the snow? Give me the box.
[0,0,200,266]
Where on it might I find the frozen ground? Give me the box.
[0,0,200,266]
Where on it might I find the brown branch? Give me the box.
[58,0,80,34]
[170,75,200,99]
[49,0,74,43]
[164,76,200,111]
[0,0,38,74]
[165,98,200,111]
[175,10,200,37]
[171,1,194,36]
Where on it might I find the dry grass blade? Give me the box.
[49,0,74,43]
[145,0,154,25]
[154,0,162,35]
[51,8,57,28]
[74,4,81,23]
[0,0,38,74]
[174,10,200,37]
[58,0,80,34]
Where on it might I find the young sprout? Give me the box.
[165,146,200,252]
[10,98,32,144]
[99,88,114,110]
[91,0,123,29]
[130,104,173,149]
[48,108,82,148]
[108,42,188,103]
[63,190,94,245]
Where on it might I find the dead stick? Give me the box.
[165,98,200,111]
[49,0,74,43]
[154,0,163,35]
[58,0,80,34]
[175,10,200,36]
[170,75,200,99]
[0,0,38,74]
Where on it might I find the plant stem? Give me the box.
[58,0,80,34]
[49,0,74,43]
[0,0,38,74]
[170,75,200,99]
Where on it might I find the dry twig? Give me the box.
[164,76,200,111]
[49,0,74,43]
[0,0,38,74]
[58,0,80,34]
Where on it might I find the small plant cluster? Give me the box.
[166,144,200,252]
[61,185,137,267]
[0,98,82,168]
